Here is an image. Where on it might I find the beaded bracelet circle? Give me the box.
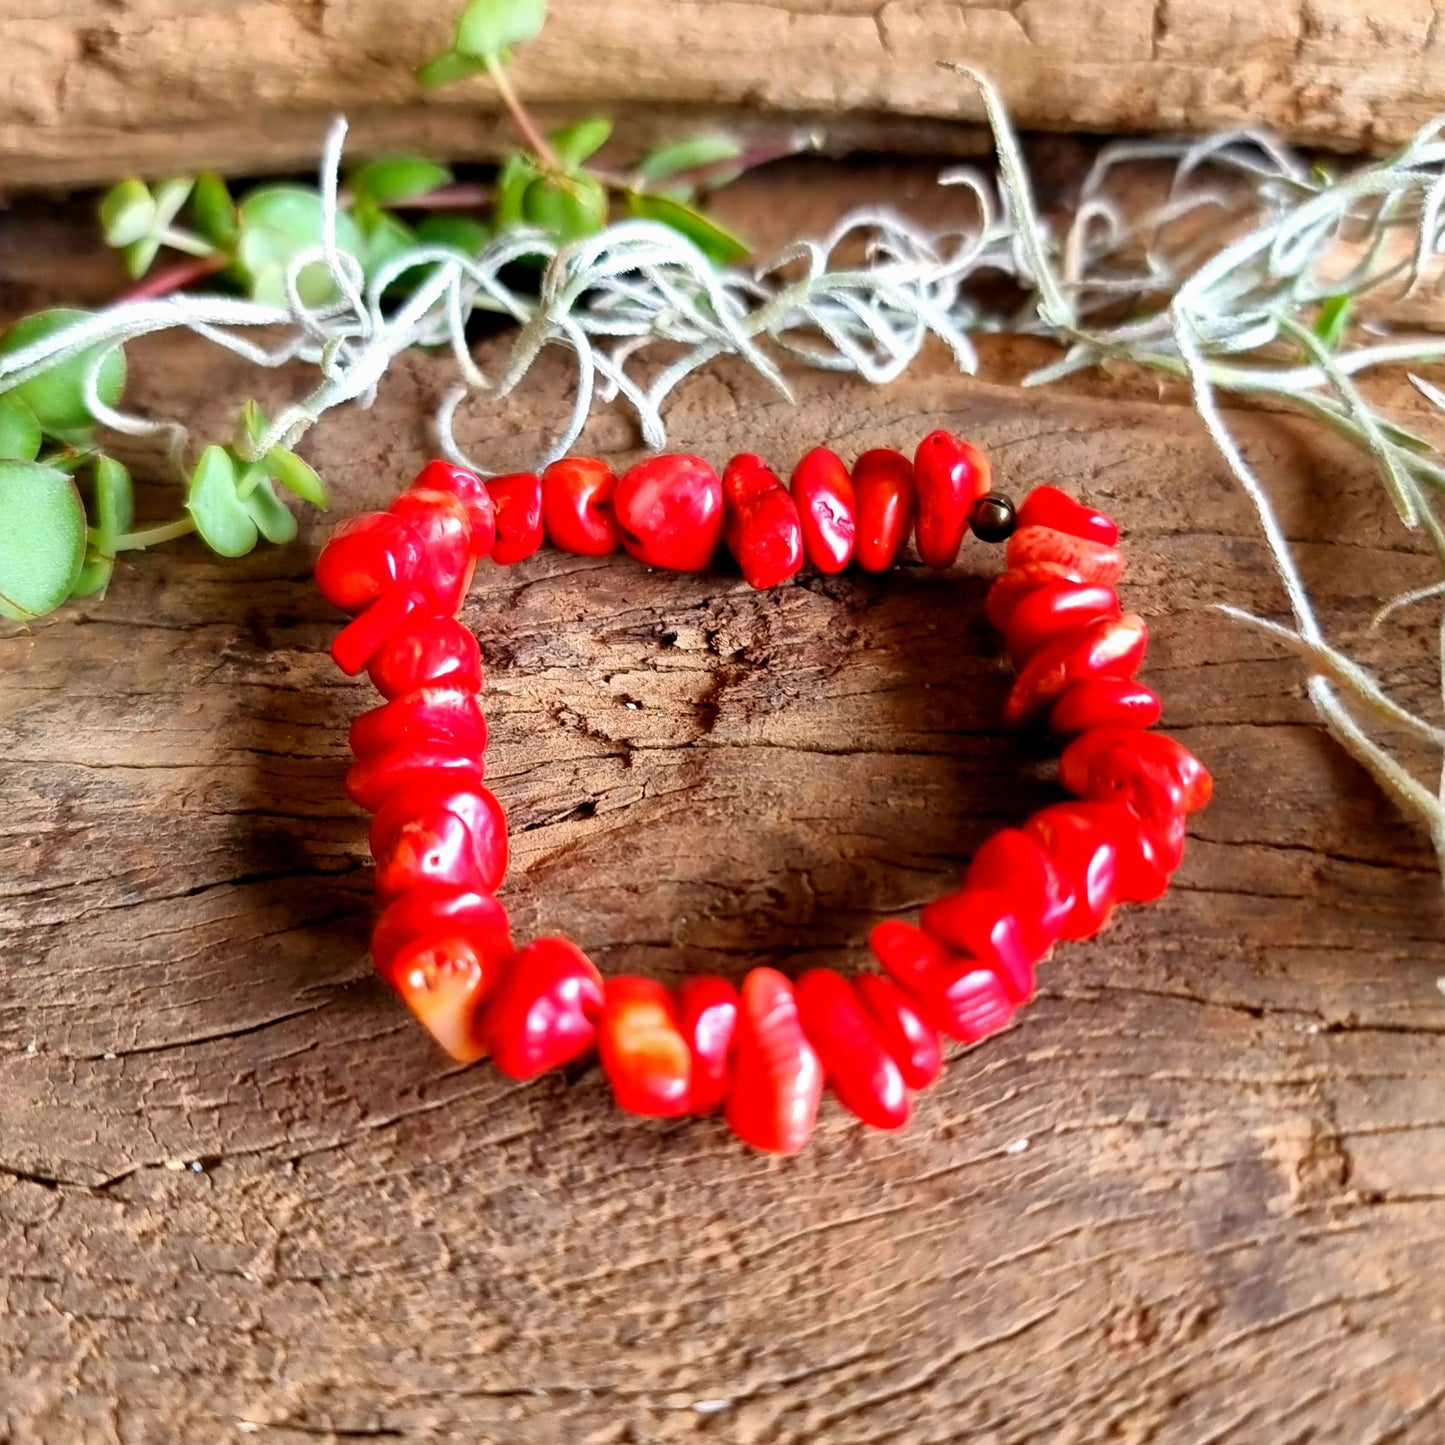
[315,433,1211,1154]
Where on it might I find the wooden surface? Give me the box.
[3,0,1445,187]
[3,170,1445,1444]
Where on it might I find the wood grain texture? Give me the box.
[1,173,1444,1443]
[3,0,1444,187]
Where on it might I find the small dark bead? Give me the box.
[969,493,1016,544]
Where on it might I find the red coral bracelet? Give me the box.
[316,434,1212,1154]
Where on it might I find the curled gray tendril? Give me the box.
[7,83,1445,877]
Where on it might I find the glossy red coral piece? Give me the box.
[725,968,824,1154]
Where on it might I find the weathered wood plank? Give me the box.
[1,178,1443,1443]
[2,0,1443,188]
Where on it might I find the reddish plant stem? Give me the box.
[117,253,227,303]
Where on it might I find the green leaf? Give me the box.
[0,310,127,439]
[454,0,546,59]
[266,447,328,508]
[243,474,298,544]
[122,235,163,280]
[637,134,743,190]
[91,455,134,547]
[235,186,367,308]
[1314,294,1354,349]
[99,179,155,248]
[0,394,41,461]
[70,548,114,600]
[493,152,539,231]
[185,445,257,557]
[192,172,239,249]
[236,398,269,452]
[361,208,420,279]
[151,177,195,230]
[548,118,612,170]
[415,214,490,258]
[350,155,453,206]
[625,192,749,265]
[0,459,88,620]
[524,172,607,243]
[416,48,490,87]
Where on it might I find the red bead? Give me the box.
[1058,727,1212,814]
[1039,799,1168,902]
[851,448,916,572]
[869,921,1016,1044]
[985,562,1087,632]
[1006,524,1124,587]
[1003,583,1120,666]
[368,613,482,700]
[371,888,513,984]
[368,782,508,900]
[796,969,910,1131]
[598,977,695,1117]
[1003,613,1147,726]
[349,684,486,760]
[1049,677,1161,735]
[1021,805,1121,940]
[487,471,544,566]
[724,968,824,1154]
[677,975,740,1114]
[918,888,1037,1000]
[316,511,425,613]
[481,936,604,1079]
[613,453,724,571]
[963,828,1075,959]
[331,587,428,676]
[410,460,497,559]
[1016,485,1119,546]
[345,749,484,813]
[913,430,991,570]
[853,974,942,1090]
[722,453,804,589]
[789,447,856,573]
[389,490,476,612]
[390,938,504,1062]
[541,456,621,557]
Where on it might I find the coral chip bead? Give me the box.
[985,561,1088,632]
[487,471,545,566]
[869,921,1016,1044]
[796,970,910,1131]
[918,889,1038,1000]
[1022,804,1120,940]
[614,453,724,571]
[389,489,476,612]
[725,968,824,1154]
[598,977,695,1117]
[1006,524,1124,587]
[331,587,428,676]
[391,939,499,1063]
[368,782,509,900]
[789,446,856,573]
[345,748,484,813]
[1003,613,1148,726]
[371,888,513,985]
[541,456,621,557]
[722,453,805,589]
[964,828,1075,959]
[1049,677,1161,735]
[368,613,482,700]
[349,683,486,760]
[1003,583,1121,667]
[316,511,425,612]
[1058,728,1213,813]
[1016,485,1119,546]
[914,429,991,570]
[677,976,741,1114]
[481,937,605,1079]
[851,447,916,572]
[410,459,498,559]
[853,974,942,1090]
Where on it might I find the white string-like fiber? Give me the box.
[8,87,1445,870]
